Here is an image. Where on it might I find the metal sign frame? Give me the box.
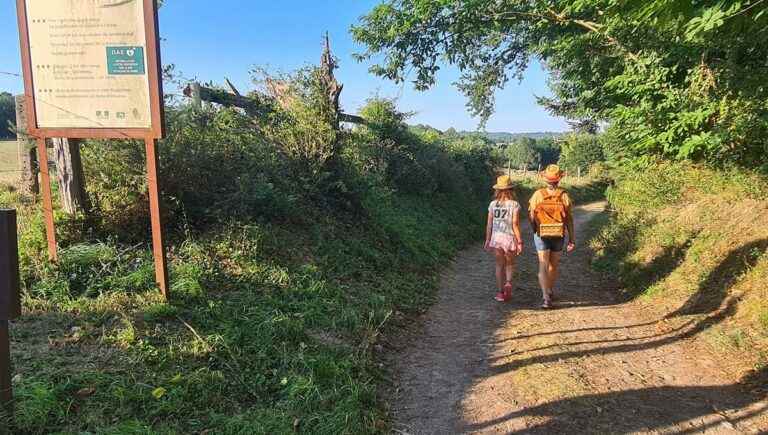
[15,0,169,298]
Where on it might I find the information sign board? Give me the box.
[17,0,164,138]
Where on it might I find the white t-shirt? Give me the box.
[488,200,520,237]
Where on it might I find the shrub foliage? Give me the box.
[2,65,493,433]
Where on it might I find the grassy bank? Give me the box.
[507,172,609,208]
[590,162,768,379]
[3,191,483,435]
[0,90,492,433]
[2,181,485,435]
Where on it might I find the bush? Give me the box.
[558,133,605,174]
[355,97,492,197]
[6,66,495,433]
[0,92,15,139]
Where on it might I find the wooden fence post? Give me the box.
[0,321,11,421]
[14,96,38,197]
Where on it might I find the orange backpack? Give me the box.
[534,188,567,238]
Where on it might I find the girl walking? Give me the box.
[484,175,523,302]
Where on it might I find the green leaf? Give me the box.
[151,387,167,400]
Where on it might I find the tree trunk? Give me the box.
[52,138,89,215]
[14,96,38,197]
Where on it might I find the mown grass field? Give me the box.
[0,140,18,186]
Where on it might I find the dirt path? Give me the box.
[388,202,768,434]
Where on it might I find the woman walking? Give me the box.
[529,165,576,309]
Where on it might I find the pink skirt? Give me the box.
[490,232,518,253]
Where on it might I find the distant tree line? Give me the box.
[493,131,607,176]
[0,92,14,139]
[494,136,562,171]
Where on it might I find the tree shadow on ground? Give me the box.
[487,296,741,376]
[466,237,768,432]
[619,237,695,302]
[667,238,768,318]
[492,318,666,345]
[487,319,698,362]
[461,365,768,434]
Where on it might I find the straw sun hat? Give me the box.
[493,175,514,190]
[542,164,565,182]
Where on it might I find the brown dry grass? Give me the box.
[593,164,768,380]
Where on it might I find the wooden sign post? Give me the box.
[16,0,169,298]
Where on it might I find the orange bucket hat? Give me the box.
[542,164,565,183]
[493,175,514,190]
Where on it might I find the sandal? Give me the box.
[503,282,513,300]
[541,298,553,309]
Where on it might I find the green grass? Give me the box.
[589,161,768,374]
[508,173,610,206]
[0,140,18,185]
[2,189,484,434]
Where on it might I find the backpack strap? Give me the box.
[540,188,564,201]
[553,189,565,202]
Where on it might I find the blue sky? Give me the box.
[0,0,568,133]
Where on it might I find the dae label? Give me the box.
[107,46,146,75]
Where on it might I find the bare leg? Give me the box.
[505,253,516,285]
[537,250,551,299]
[495,250,506,291]
[548,250,563,296]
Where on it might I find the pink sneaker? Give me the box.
[494,291,508,302]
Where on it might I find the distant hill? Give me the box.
[459,131,565,143]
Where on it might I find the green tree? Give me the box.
[532,137,561,167]
[353,1,768,169]
[0,92,14,139]
[505,139,538,170]
[558,134,605,174]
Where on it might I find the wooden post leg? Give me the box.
[0,320,11,421]
[36,137,57,262]
[145,137,169,299]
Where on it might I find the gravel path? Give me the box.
[388,202,768,434]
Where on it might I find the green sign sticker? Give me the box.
[106,46,146,75]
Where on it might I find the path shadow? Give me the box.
[491,223,753,368]
[461,235,767,431]
[492,319,665,344]
[668,238,768,318]
[462,366,768,434]
[487,319,697,362]
[619,237,695,302]
[487,297,741,376]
